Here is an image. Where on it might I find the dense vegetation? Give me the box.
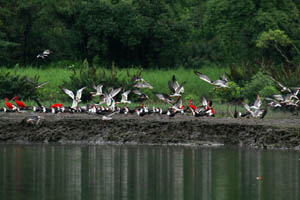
[1,0,300,112]
[1,0,300,68]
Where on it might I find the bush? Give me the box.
[243,71,279,102]
[61,59,141,102]
[0,71,38,100]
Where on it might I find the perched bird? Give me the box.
[62,87,87,109]
[12,96,26,109]
[24,115,42,126]
[194,71,229,88]
[168,75,185,97]
[5,98,15,110]
[50,103,63,109]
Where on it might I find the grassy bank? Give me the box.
[1,64,228,102]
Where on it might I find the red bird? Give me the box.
[189,99,197,111]
[50,103,63,108]
[12,96,26,108]
[5,98,14,110]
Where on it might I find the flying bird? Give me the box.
[194,71,229,88]
[62,87,87,109]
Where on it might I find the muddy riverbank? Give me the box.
[0,112,300,149]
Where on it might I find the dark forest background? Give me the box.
[1,0,300,69]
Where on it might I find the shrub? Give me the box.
[0,71,38,100]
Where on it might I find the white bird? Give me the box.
[62,87,87,109]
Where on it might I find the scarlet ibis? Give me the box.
[12,96,26,108]
[50,103,63,108]
[189,99,197,111]
[5,98,14,110]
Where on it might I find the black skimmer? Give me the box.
[168,75,185,97]
[24,115,42,126]
[90,84,103,97]
[133,80,153,89]
[120,90,131,104]
[194,71,229,88]
[62,87,87,109]
[102,112,117,120]
[156,93,174,105]
[133,90,149,100]
[243,95,267,118]
[37,49,52,59]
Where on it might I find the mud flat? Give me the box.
[0,112,300,149]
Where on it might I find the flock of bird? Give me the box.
[2,50,300,123]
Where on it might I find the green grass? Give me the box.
[1,63,298,119]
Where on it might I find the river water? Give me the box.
[0,144,299,200]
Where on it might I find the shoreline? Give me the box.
[1,113,300,149]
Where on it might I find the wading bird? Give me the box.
[12,96,26,109]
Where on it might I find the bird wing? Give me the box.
[133,90,142,95]
[143,80,153,89]
[62,88,75,100]
[175,81,185,94]
[97,85,103,94]
[172,75,180,89]
[253,95,261,109]
[36,81,48,89]
[273,94,284,101]
[194,71,212,84]
[121,90,131,101]
[202,96,208,107]
[168,81,176,93]
[221,73,228,82]
[109,87,121,98]
[243,103,251,112]
[76,87,87,100]
[156,93,166,101]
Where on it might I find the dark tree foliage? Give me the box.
[0,0,300,68]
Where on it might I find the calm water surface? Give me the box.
[0,144,299,200]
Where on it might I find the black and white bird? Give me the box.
[156,93,174,105]
[194,71,229,88]
[120,90,131,104]
[133,80,153,89]
[168,75,185,97]
[37,49,52,59]
[62,87,87,109]
[133,90,149,100]
[90,84,103,97]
